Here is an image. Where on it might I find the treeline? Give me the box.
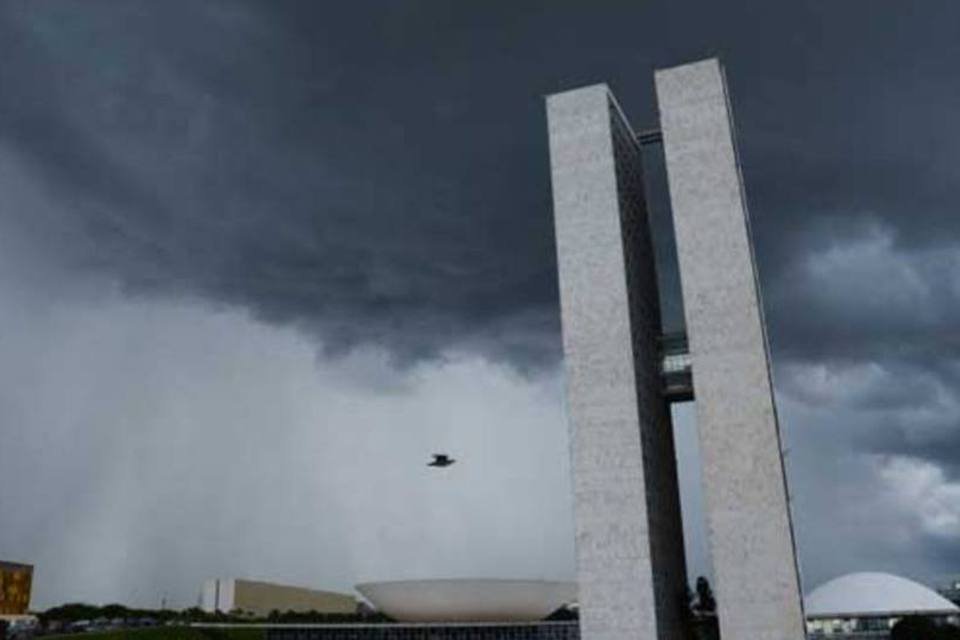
[892,616,960,640]
[38,603,179,624]
[37,603,390,625]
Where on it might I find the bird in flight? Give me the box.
[428,453,455,468]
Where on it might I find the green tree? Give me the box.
[892,616,960,640]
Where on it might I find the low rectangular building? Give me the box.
[201,579,357,616]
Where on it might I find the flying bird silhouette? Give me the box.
[428,453,455,468]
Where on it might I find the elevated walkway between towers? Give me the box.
[660,332,692,402]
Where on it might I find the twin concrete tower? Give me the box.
[546,59,805,639]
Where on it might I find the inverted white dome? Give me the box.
[355,579,577,622]
[805,572,959,618]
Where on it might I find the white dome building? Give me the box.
[805,572,960,637]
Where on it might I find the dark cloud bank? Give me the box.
[1,0,959,607]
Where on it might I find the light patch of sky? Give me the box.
[0,282,577,608]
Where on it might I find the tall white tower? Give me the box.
[546,58,805,640]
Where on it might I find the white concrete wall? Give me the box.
[219,578,236,612]
[656,58,806,640]
[547,84,686,640]
[200,578,236,613]
[200,579,218,613]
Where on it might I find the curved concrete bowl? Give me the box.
[355,579,577,622]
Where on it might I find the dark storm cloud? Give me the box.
[0,0,572,365]
[765,217,960,352]
[3,0,959,365]
[3,0,960,595]
[780,356,960,480]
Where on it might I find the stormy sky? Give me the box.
[1,0,959,609]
